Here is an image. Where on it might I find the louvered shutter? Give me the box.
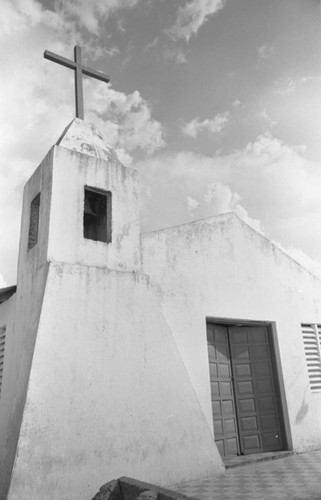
[0,326,5,397]
[301,323,321,392]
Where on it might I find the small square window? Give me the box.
[83,187,112,243]
[28,193,41,250]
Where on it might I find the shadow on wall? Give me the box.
[295,385,309,424]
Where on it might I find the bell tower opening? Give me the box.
[83,187,112,243]
[28,193,41,251]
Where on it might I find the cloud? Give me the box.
[136,132,321,274]
[144,37,159,52]
[0,0,40,32]
[256,44,274,62]
[162,46,187,64]
[186,196,200,215]
[85,84,165,163]
[0,0,165,284]
[168,0,226,42]
[259,108,277,128]
[54,0,143,34]
[191,182,264,234]
[117,18,126,32]
[144,37,187,64]
[181,112,229,138]
[203,182,240,211]
[0,274,7,289]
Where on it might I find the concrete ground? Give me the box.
[171,449,321,500]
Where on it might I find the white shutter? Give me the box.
[301,323,321,392]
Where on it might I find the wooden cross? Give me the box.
[44,45,110,120]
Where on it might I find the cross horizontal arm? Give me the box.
[44,50,110,83]
[82,66,110,83]
[44,45,110,120]
[44,50,77,70]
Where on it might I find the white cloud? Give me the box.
[186,196,200,215]
[189,179,321,279]
[86,84,165,162]
[259,108,277,128]
[202,183,264,234]
[256,44,274,62]
[0,274,7,289]
[168,0,226,42]
[274,77,297,95]
[136,132,321,274]
[162,46,187,64]
[54,0,143,34]
[204,182,240,211]
[144,38,187,64]
[182,112,229,138]
[0,0,165,284]
[0,0,44,34]
[144,37,159,52]
[117,18,127,32]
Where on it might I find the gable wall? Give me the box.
[142,213,321,451]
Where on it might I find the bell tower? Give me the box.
[17,118,141,278]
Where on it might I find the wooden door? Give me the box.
[229,326,283,454]
[207,323,283,458]
[207,324,240,458]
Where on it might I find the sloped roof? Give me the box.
[56,118,120,163]
[142,211,321,282]
[0,285,16,304]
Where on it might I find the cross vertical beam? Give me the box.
[74,46,84,119]
[44,45,110,120]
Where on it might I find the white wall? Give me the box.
[7,117,321,499]
[0,148,53,500]
[0,293,16,500]
[142,213,321,451]
[7,263,223,500]
[49,119,141,273]
[5,120,223,500]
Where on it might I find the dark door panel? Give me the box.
[229,326,283,455]
[207,323,283,458]
[207,324,240,459]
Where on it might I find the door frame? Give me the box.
[206,316,293,453]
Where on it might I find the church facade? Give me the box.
[0,119,321,500]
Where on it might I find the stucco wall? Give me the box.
[0,150,53,500]
[5,122,223,499]
[142,213,321,452]
[1,127,143,498]
[6,117,321,497]
[47,145,141,273]
[7,262,223,500]
[0,293,16,499]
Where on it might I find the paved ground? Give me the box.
[172,449,321,500]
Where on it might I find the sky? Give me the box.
[1,0,321,286]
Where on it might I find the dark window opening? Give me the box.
[83,187,112,243]
[28,193,41,250]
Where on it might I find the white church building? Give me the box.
[0,118,321,500]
